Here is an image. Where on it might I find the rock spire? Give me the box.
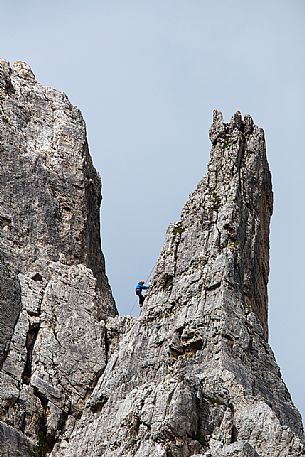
[0,61,304,457]
[50,112,304,456]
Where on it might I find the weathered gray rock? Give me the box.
[0,60,304,457]
[0,60,116,455]
[51,111,304,457]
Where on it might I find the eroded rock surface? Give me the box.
[0,60,116,455]
[0,60,304,457]
[51,111,305,457]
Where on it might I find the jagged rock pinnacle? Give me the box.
[146,108,272,342]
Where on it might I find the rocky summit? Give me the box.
[0,61,304,457]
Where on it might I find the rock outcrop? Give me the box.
[0,60,304,457]
[0,60,116,455]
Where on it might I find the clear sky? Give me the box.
[1,0,304,426]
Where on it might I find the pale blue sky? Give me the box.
[1,0,304,425]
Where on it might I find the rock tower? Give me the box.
[0,61,304,457]
[0,60,116,456]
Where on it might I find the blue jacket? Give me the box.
[135,282,149,292]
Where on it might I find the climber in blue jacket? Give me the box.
[135,280,149,307]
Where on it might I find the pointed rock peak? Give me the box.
[0,60,14,94]
[209,109,257,145]
[12,60,36,81]
[230,110,243,129]
[213,108,224,124]
[209,109,224,144]
[243,113,255,134]
[147,111,273,341]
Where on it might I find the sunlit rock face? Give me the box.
[0,60,116,456]
[0,61,304,457]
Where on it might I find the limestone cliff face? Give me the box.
[0,60,116,456]
[0,61,304,457]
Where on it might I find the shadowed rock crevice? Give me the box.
[0,262,22,369]
[22,321,40,385]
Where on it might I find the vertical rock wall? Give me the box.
[0,60,116,455]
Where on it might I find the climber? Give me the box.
[135,280,149,307]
